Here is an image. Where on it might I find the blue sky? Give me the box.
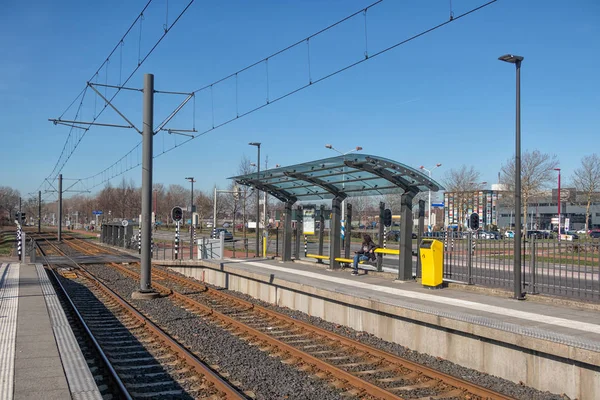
[1,0,598,202]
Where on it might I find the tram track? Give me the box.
[61,234,514,400]
[35,235,247,400]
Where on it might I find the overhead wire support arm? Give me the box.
[87,82,142,133]
[153,92,195,134]
[89,82,142,92]
[49,119,135,130]
[162,129,196,138]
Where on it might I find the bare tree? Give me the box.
[443,165,483,230]
[348,196,374,228]
[571,154,600,231]
[500,150,559,231]
[0,186,20,224]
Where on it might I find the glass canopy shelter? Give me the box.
[230,154,444,279]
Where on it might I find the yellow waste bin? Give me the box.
[420,239,443,288]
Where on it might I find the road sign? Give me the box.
[551,217,559,224]
[432,203,445,208]
[92,210,103,215]
[121,220,129,227]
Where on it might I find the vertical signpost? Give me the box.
[302,206,315,257]
[92,210,103,231]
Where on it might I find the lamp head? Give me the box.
[436,163,442,167]
[498,54,524,64]
[325,144,333,149]
[248,142,261,147]
[355,146,363,151]
[554,168,561,172]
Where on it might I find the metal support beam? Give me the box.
[38,191,41,234]
[398,192,415,280]
[345,203,353,258]
[58,174,63,242]
[330,196,342,269]
[282,201,294,261]
[294,206,302,259]
[377,201,385,272]
[136,73,158,298]
[318,205,325,259]
[417,199,425,278]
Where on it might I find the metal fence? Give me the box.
[437,231,600,301]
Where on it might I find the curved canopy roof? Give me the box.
[229,154,444,203]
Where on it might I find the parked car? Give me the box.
[222,222,231,228]
[385,230,417,241]
[589,229,600,239]
[566,231,580,240]
[210,228,233,241]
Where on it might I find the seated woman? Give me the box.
[352,234,377,275]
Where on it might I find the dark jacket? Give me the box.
[357,241,377,261]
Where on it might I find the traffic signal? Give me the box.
[469,213,480,231]
[383,209,392,227]
[172,207,183,222]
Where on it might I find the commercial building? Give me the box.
[444,186,600,231]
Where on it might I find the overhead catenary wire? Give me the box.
[67,0,498,192]
[41,0,195,193]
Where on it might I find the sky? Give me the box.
[1,0,599,204]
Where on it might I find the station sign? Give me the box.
[303,207,315,235]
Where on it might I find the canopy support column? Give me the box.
[282,200,295,261]
[344,203,353,258]
[398,192,416,280]
[330,196,343,269]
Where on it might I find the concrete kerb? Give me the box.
[157,258,600,368]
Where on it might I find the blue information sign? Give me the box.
[92,210,103,215]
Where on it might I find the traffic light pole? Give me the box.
[58,174,63,242]
[134,74,159,299]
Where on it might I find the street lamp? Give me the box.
[554,168,561,240]
[185,177,195,259]
[249,142,261,257]
[325,144,363,242]
[419,163,442,231]
[499,53,525,300]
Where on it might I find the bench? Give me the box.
[306,253,329,263]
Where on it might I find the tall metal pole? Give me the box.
[514,59,523,300]
[556,169,561,239]
[19,197,22,225]
[256,145,261,257]
[213,186,217,230]
[138,73,155,295]
[38,191,41,233]
[58,174,63,242]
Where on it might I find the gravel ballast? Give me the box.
[82,263,351,400]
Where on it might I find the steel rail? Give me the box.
[35,239,132,400]
[63,235,514,399]
[153,267,515,400]
[37,236,246,400]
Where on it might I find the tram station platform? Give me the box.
[0,262,102,400]
[163,257,600,399]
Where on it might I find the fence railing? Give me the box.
[434,231,600,301]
